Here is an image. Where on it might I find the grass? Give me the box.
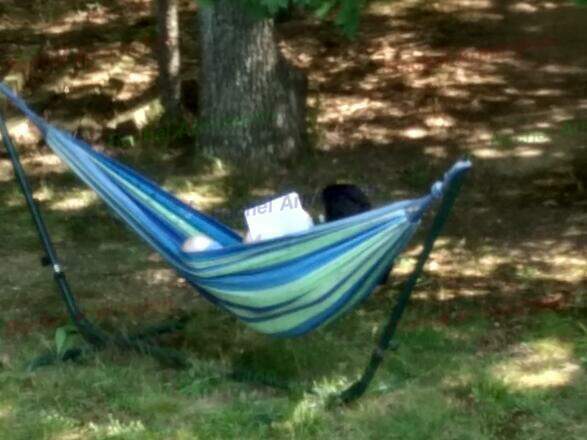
[1,0,586,437]
[0,133,585,438]
[0,310,585,439]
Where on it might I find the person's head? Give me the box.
[321,184,371,222]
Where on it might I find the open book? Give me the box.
[244,192,314,242]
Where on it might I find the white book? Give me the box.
[244,192,314,243]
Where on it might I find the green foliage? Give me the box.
[258,0,291,15]
[295,0,367,36]
[54,325,81,356]
[199,0,367,37]
[332,0,362,36]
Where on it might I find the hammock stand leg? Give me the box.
[338,164,470,405]
[0,111,189,370]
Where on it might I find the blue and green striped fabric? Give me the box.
[0,83,471,337]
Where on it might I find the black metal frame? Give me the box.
[0,110,189,370]
[337,165,469,404]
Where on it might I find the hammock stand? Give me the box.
[0,111,192,370]
[0,101,470,404]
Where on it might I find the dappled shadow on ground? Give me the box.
[0,3,585,433]
[0,0,584,351]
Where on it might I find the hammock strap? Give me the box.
[339,160,471,404]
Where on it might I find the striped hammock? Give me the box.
[0,83,471,337]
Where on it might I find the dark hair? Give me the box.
[321,184,371,222]
[321,185,389,284]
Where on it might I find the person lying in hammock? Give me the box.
[181,185,371,252]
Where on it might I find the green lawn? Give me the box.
[0,131,585,439]
[2,0,587,437]
[1,306,585,439]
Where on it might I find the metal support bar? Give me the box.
[0,110,108,347]
[338,161,471,404]
[0,109,189,369]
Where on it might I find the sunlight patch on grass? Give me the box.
[0,403,12,420]
[50,188,98,212]
[424,114,456,128]
[471,147,509,159]
[402,126,429,139]
[269,388,332,437]
[0,180,55,209]
[312,374,351,398]
[107,98,162,131]
[48,43,155,101]
[383,236,584,302]
[174,188,227,211]
[134,268,176,287]
[549,254,586,283]
[509,2,541,13]
[0,118,40,146]
[423,145,448,158]
[288,395,323,427]
[472,144,548,159]
[512,146,544,158]
[40,3,117,34]
[318,97,388,121]
[70,69,111,89]
[492,339,583,390]
[0,161,13,183]
[87,415,146,438]
[433,0,494,12]
[25,152,64,168]
[161,170,230,210]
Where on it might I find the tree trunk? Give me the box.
[197,0,307,163]
[155,0,181,116]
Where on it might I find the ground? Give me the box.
[0,0,586,439]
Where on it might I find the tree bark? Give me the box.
[155,0,181,116]
[197,0,307,163]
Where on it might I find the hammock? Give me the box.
[0,83,471,339]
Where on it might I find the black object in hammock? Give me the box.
[321,184,372,222]
[322,184,392,284]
